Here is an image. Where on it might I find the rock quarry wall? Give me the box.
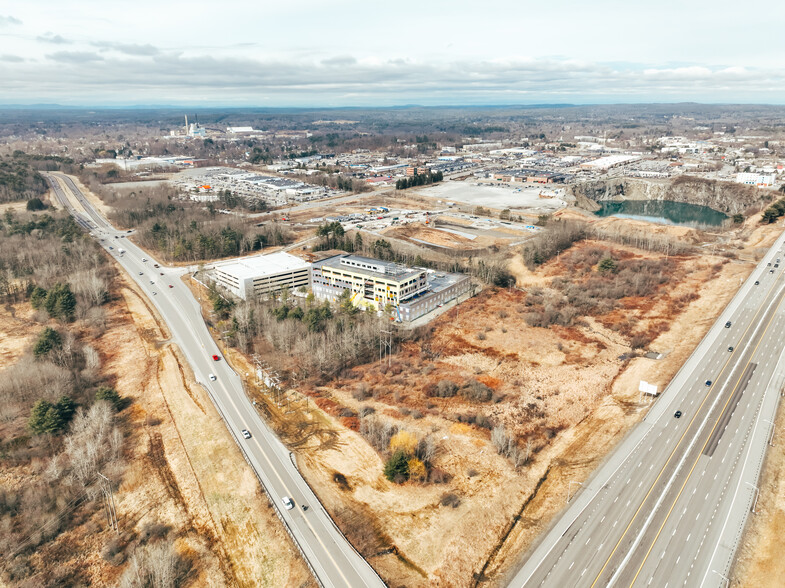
[570,175,774,215]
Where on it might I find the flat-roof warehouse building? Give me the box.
[213,252,310,299]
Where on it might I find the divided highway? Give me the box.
[42,173,386,588]
[510,230,785,587]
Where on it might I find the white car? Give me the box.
[142,258,147,262]
[282,496,294,510]
[241,429,251,439]
[208,373,216,381]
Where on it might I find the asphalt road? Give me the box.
[43,173,385,588]
[510,230,785,587]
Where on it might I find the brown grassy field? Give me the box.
[0,269,311,587]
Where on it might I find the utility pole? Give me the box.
[97,472,118,533]
[380,325,393,368]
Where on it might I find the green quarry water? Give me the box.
[593,200,728,228]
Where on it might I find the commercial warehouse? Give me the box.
[213,252,310,299]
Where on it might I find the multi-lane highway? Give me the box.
[42,173,386,588]
[510,230,785,587]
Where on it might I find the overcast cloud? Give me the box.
[1,1,784,106]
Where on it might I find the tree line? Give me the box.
[106,188,292,262]
[395,170,443,190]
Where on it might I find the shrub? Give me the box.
[33,326,61,357]
[28,396,74,435]
[597,256,618,274]
[411,409,424,419]
[389,431,418,456]
[428,380,458,398]
[491,425,527,467]
[429,467,451,484]
[440,492,461,508]
[44,282,76,321]
[383,450,409,483]
[407,457,427,482]
[352,383,370,401]
[95,386,124,411]
[460,379,493,402]
[26,197,47,211]
[359,406,375,417]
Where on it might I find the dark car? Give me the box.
[705,380,712,386]
[755,281,760,285]
[725,321,732,328]
[674,410,682,418]
[728,346,734,352]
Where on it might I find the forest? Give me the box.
[0,210,140,586]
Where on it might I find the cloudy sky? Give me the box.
[1,1,783,107]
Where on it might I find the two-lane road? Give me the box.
[43,173,385,588]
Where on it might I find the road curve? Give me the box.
[43,172,385,588]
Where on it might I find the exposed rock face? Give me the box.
[570,176,773,215]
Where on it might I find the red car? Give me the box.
[168,284,173,288]
[212,354,220,361]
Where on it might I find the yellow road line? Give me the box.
[627,286,785,586]
[589,277,781,588]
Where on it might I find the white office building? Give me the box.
[736,172,775,187]
[213,252,310,299]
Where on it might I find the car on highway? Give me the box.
[114,235,118,239]
[150,280,154,284]
[160,272,164,275]
[705,380,712,386]
[168,284,173,288]
[755,280,760,285]
[725,321,732,328]
[139,271,143,276]
[770,269,775,273]
[728,346,734,352]
[142,258,147,262]
[208,373,216,381]
[154,264,159,268]
[776,264,780,268]
[241,429,251,439]
[109,246,113,250]
[282,496,294,510]
[674,410,682,418]
[212,355,220,361]
[768,262,771,266]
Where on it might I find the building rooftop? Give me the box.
[314,254,423,283]
[215,252,310,280]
